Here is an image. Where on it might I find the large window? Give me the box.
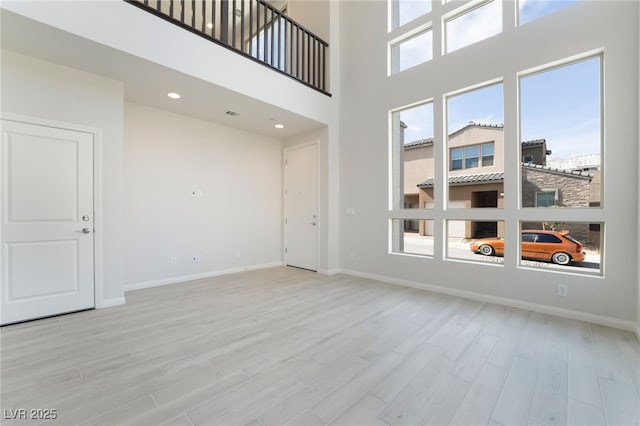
[445,1,502,53]
[390,28,433,74]
[446,82,504,209]
[519,221,601,274]
[387,0,611,278]
[520,55,602,209]
[390,0,431,30]
[391,101,434,211]
[518,0,581,26]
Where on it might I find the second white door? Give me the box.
[285,143,318,271]
[1,119,95,325]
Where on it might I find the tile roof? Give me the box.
[448,122,504,138]
[417,164,592,188]
[404,138,434,149]
[418,172,505,188]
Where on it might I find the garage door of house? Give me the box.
[448,201,467,238]
[1,119,95,325]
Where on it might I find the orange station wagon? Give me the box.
[469,229,586,265]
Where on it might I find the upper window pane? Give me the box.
[391,102,435,211]
[445,0,502,53]
[520,56,602,209]
[447,82,504,208]
[519,0,580,26]
[391,30,433,74]
[391,0,432,30]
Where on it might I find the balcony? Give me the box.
[126,0,329,95]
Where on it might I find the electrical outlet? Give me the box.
[557,284,568,297]
[170,256,177,265]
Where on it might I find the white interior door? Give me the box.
[285,143,318,271]
[1,120,95,325]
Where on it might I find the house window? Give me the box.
[520,55,602,209]
[536,191,557,207]
[464,145,479,168]
[448,220,504,265]
[390,100,434,211]
[391,219,434,257]
[520,221,601,275]
[451,148,463,170]
[482,143,494,166]
[390,28,433,74]
[449,142,495,171]
[390,0,431,31]
[518,0,581,26]
[445,0,502,53]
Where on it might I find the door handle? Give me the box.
[75,228,92,234]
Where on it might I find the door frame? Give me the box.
[283,140,320,271]
[1,113,107,308]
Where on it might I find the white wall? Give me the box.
[124,102,283,289]
[339,1,639,328]
[0,50,125,305]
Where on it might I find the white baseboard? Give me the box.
[340,268,638,333]
[96,296,126,309]
[124,261,284,292]
[317,268,341,276]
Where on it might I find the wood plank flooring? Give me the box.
[1,267,639,425]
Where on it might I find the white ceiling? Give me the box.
[0,8,325,139]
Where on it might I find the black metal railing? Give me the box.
[126,0,330,95]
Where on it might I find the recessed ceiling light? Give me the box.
[207,22,213,29]
[275,124,284,129]
[167,92,181,99]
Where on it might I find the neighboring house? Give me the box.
[403,123,599,241]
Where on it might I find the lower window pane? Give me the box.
[519,221,601,273]
[391,219,434,257]
[447,220,505,265]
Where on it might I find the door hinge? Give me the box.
[285,218,287,224]
[285,248,287,254]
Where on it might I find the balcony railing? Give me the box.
[126,0,330,95]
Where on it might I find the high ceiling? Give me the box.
[0,8,325,139]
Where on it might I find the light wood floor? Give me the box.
[1,267,639,426]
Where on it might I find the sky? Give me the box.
[397,0,598,163]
